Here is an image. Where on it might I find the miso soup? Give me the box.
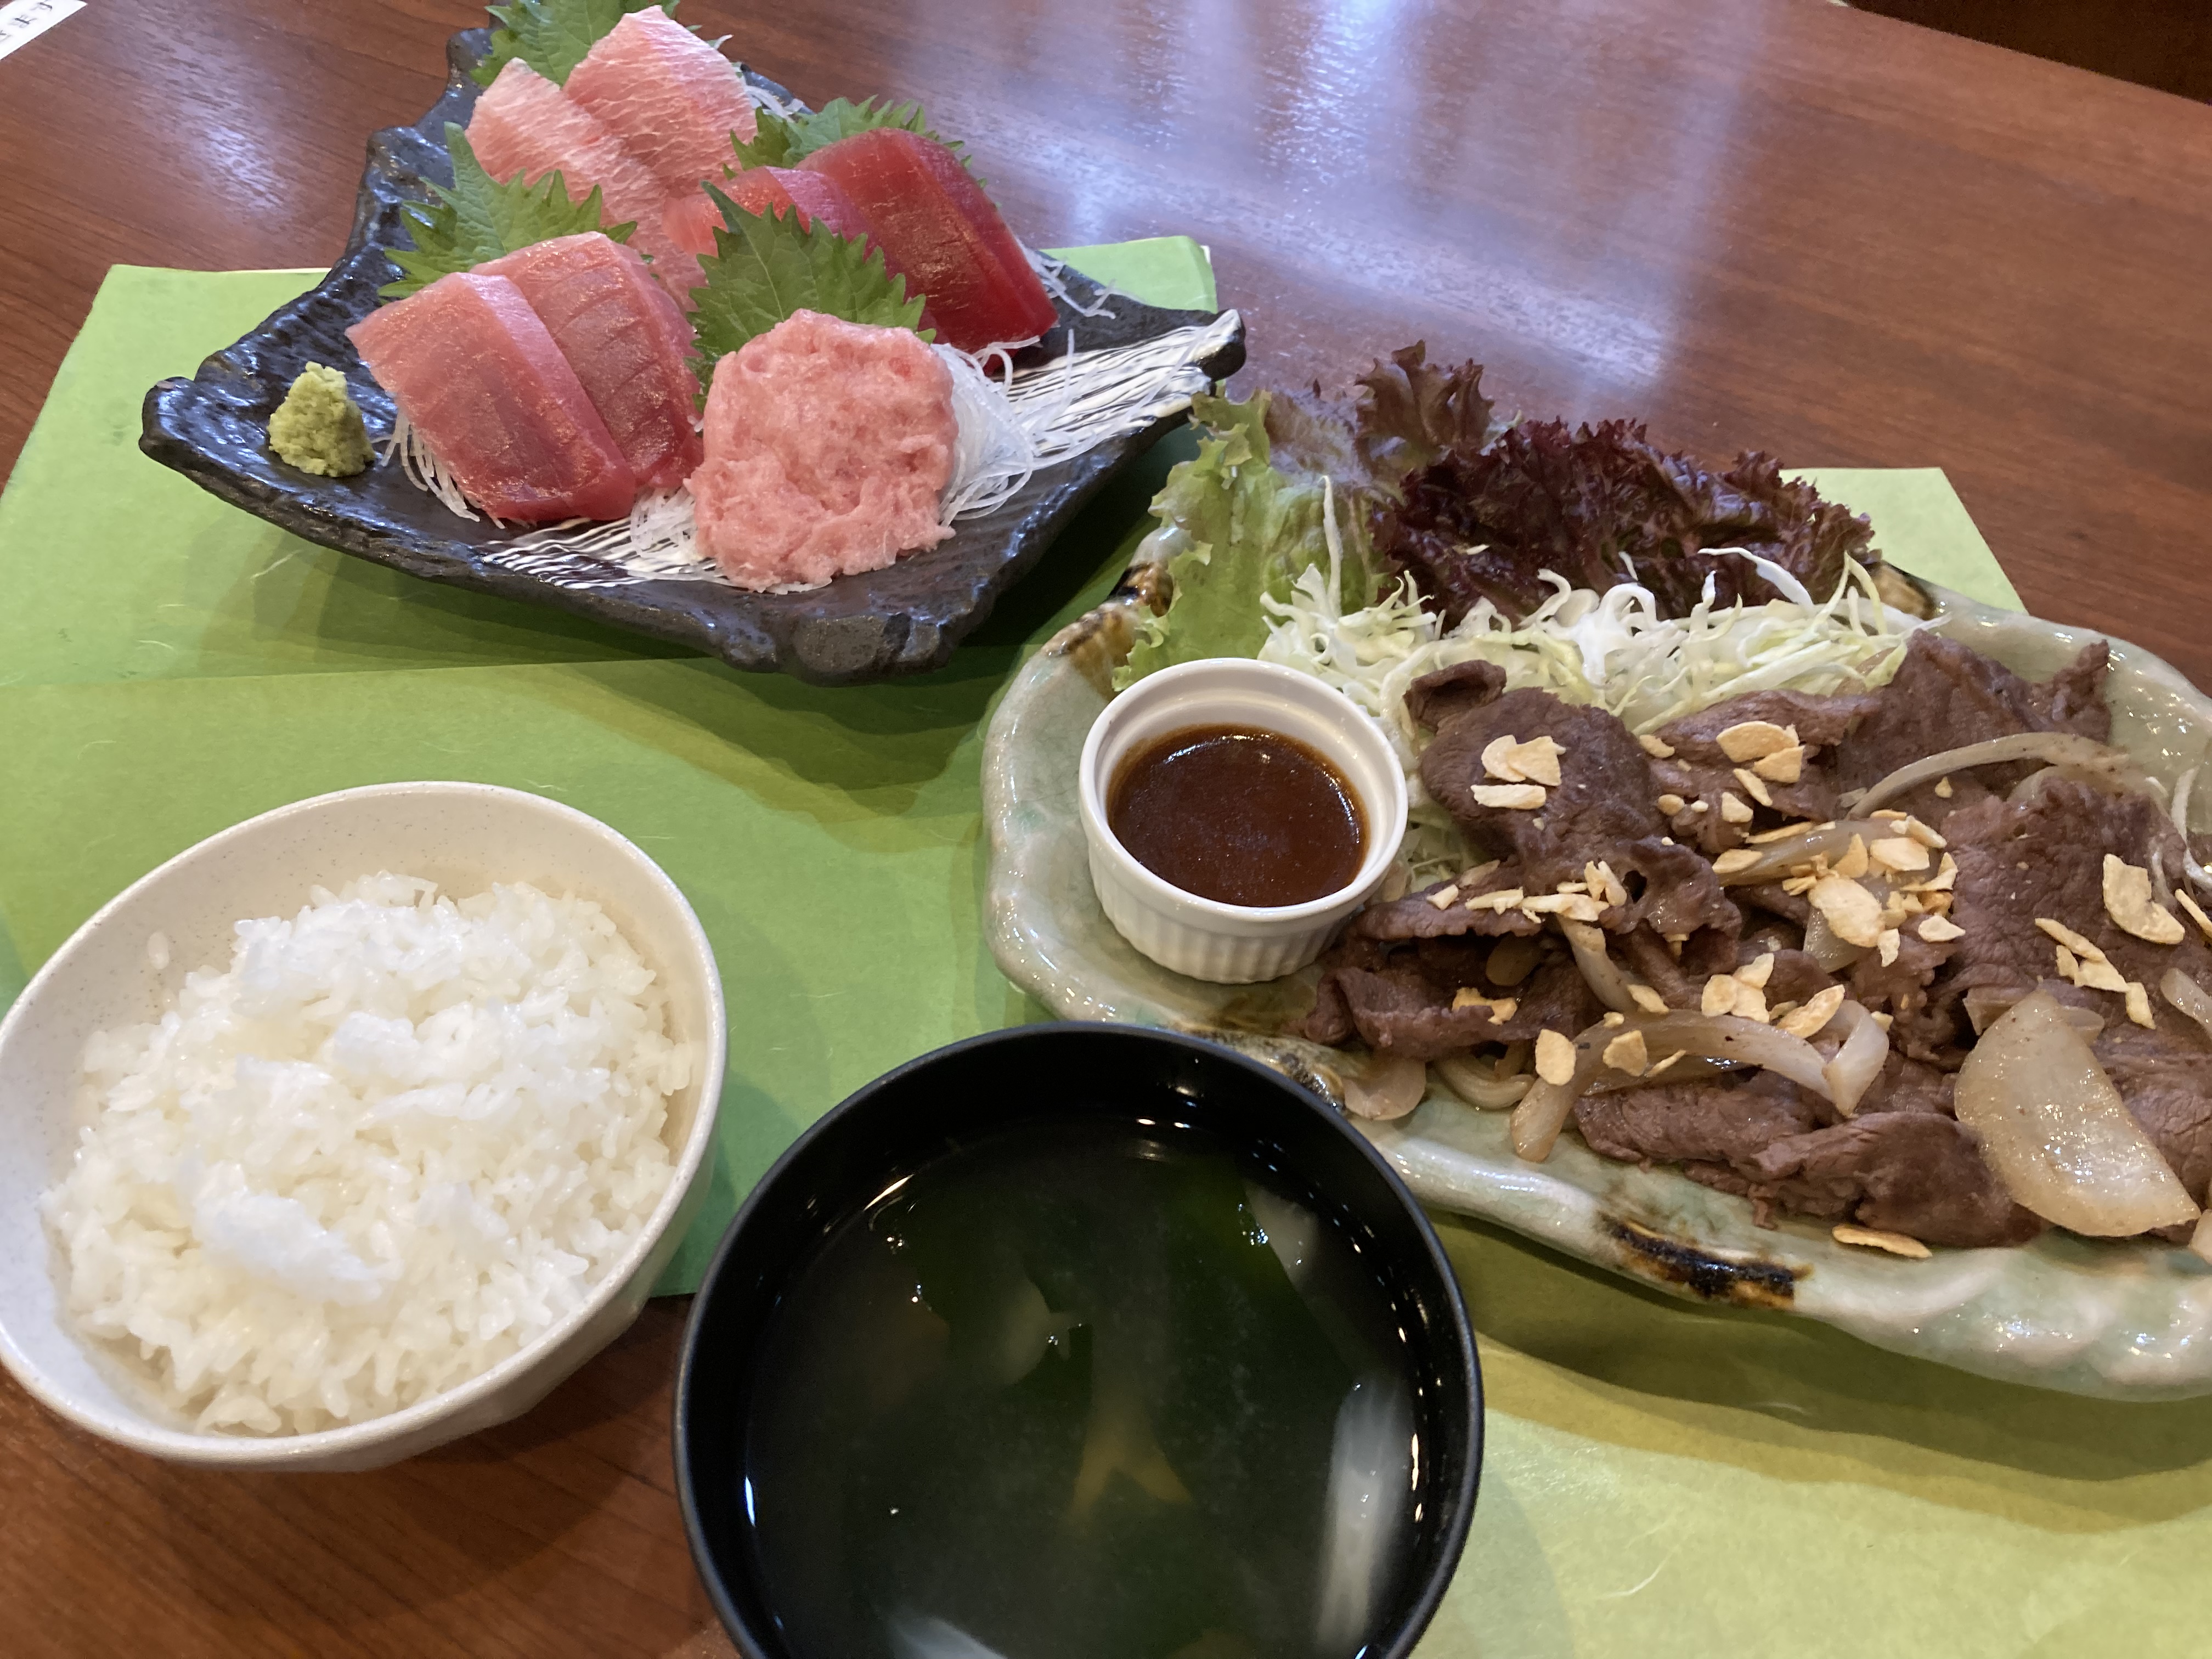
[738,1119,1420,1659]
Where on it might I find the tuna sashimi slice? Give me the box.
[348,272,636,523]
[691,308,956,590]
[566,7,758,193]
[663,167,873,257]
[466,59,704,305]
[799,128,1058,352]
[771,170,872,240]
[662,190,721,260]
[477,233,703,493]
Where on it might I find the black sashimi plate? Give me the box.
[140,29,1244,686]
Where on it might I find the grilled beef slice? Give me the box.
[1624,837,1742,941]
[1835,633,2112,821]
[1415,686,1668,891]
[1575,1070,1822,1171]
[1748,1113,2046,1248]
[1402,658,1506,729]
[2092,1023,2212,1205]
[1933,778,2207,1046]
[1756,946,1839,1012]
[1650,688,1879,853]
[1581,1057,2041,1246]
[1847,927,1957,1024]
[1301,929,1602,1058]
[1352,868,1544,943]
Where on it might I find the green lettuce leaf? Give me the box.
[731,98,976,177]
[474,0,674,87]
[380,126,634,300]
[1115,390,1380,689]
[687,185,929,381]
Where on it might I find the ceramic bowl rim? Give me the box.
[0,779,727,1466]
[1076,657,1412,926]
[672,1019,1482,1659]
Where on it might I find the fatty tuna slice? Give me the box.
[662,167,873,258]
[466,59,705,305]
[799,128,1057,352]
[691,308,957,590]
[348,272,636,523]
[565,7,758,193]
[477,233,703,493]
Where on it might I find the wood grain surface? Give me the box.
[2,1,2211,1653]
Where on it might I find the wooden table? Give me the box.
[2,2,2210,1653]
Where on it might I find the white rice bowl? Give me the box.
[41,873,689,1436]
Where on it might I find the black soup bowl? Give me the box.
[674,1023,1482,1659]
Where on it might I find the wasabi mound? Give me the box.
[267,363,373,478]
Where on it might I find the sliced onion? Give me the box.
[1803,908,1867,973]
[1965,984,2103,1037]
[1712,821,1894,888]
[1856,733,2149,817]
[1584,1053,1736,1093]
[2008,761,2162,807]
[1510,1012,1836,1162]
[2193,1212,2212,1268]
[1559,918,1635,1014]
[1342,1053,1430,1121]
[2172,766,2212,896]
[2161,969,2212,1045]
[1432,1052,1533,1110]
[1821,1000,1888,1118]
[1485,934,1543,988]
[1954,990,2198,1235]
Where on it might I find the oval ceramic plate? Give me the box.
[139,29,1245,687]
[982,557,2212,1399]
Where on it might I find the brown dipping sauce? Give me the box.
[1108,724,1366,906]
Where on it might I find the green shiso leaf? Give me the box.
[1115,390,1380,690]
[731,97,978,179]
[380,126,635,300]
[688,184,930,383]
[474,0,674,87]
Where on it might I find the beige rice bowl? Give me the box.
[41,873,692,1436]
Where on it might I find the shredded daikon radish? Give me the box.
[385,413,482,523]
[935,342,1045,521]
[1025,245,1120,320]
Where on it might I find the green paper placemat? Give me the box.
[1796,466,2023,611]
[10,262,2183,1659]
[1047,236,1220,314]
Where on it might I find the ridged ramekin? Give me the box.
[1078,658,1409,984]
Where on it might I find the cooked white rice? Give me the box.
[41,873,689,1436]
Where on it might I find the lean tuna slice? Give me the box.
[348,272,636,524]
[477,232,704,493]
[799,128,1058,352]
[566,7,758,193]
[663,167,874,259]
[466,59,706,305]
[690,308,957,590]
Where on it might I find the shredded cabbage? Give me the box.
[1256,484,1921,879]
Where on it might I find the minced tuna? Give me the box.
[691,309,958,591]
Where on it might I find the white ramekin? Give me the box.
[1079,658,1409,984]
